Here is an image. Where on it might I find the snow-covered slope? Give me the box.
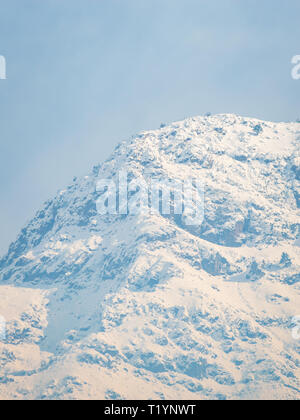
[0,114,299,400]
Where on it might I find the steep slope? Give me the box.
[0,114,299,400]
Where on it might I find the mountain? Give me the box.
[0,114,299,400]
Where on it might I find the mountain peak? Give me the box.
[0,115,299,399]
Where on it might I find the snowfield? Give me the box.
[0,114,299,400]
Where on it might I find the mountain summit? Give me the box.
[0,114,299,400]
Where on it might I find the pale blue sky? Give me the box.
[0,0,299,255]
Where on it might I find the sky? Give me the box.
[0,0,299,255]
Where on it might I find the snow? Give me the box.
[0,114,299,400]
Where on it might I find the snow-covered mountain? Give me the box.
[0,114,299,400]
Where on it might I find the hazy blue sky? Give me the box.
[0,0,299,255]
